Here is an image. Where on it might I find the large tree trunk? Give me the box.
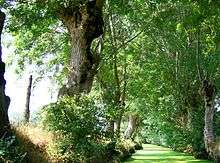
[0,10,10,138]
[58,0,104,96]
[202,80,220,162]
[124,114,138,139]
[24,75,33,123]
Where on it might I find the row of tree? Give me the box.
[0,0,220,162]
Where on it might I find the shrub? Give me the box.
[40,95,105,140]
[39,95,111,162]
[116,139,137,161]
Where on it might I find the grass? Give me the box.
[123,144,213,163]
[13,124,54,163]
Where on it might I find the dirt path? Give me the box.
[123,144,213,163]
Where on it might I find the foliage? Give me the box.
[1,0,220,162]
[40,95,106,139]
[0,136,26,162]
[116,139,137,161]
[39,95,115,162]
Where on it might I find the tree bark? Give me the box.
[202,80,220,162]
[105,120,115,138]
[115,115,122,136]
[58,0,104,96]
[124,114,138,139]
[0,10,10,138]
[24,75,33,123]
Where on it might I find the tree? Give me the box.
[58,0,105,95]
[3,0,220,161]
[202,80,220,162]
[124,114,138,139]
[24,75,33,123]
[0,10,10,138]
[8,0,105,96]
[96,0,145,137]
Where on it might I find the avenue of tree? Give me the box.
[0,0,220,162]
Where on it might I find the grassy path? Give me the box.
[123,144,213,163]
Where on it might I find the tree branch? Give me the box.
[115,31,143,53]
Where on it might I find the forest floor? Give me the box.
[123,144,213,163]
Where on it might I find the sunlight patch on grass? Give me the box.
[123,144,213,163]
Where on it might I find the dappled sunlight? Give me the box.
[140,144,171,151]
[13,125,53,162]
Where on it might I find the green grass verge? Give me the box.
[123,144,213,163]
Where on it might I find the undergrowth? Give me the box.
[0,95,141,162]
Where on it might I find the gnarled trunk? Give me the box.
[124,114,138,139]
[0,10,10,138]
[202,80,220,162]
[58,0,104,96]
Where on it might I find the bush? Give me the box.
[40,95,105,140]
[39,95,112,162]
[116,139,137,161]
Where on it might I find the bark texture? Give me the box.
[124,114,138,139]
[58,0,104,96]
[0,10,10,138]
[202,80,220,162]
[107,120,115,138]
[24,75,33,123]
